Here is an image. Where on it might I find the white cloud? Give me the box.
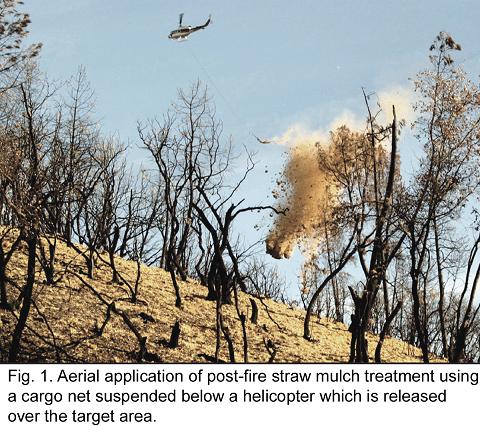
[377,85,416,124]
[272,84,416,147]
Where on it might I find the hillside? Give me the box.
[0,233,429,363]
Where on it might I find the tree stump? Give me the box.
[169,320,181,349]
[250,298,258,324]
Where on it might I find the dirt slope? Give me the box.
[0,233,429,363]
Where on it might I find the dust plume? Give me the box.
[266,86,415,259]
[266,128,334,259]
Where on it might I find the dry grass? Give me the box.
[0,231,432,363]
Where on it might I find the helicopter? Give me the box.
[168,13,211,41]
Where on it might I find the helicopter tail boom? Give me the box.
[193,15,211,31]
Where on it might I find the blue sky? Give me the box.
[25,0,480,296]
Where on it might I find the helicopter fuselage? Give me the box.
[168,26,194,40]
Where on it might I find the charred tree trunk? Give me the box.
[250,298,258,324]
[239,312,248,363]
[409,231,430,363]
[263,338,277,363]
[45,241,56,285]
[169,320,181,349]
[86,249,95,279]
[375,301,403,363]
[109,226,120,283]
[433,217,449,358]
[205,252,232,304]
[219,313,235,363]
[168,266,182,308]
[451,326,468,362]
[8,233,37,362]
[348,314,357,363]
[39,237,57,286]
[349,287,370,363]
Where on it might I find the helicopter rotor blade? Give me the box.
[179,13,184,26]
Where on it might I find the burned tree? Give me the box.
[71,139,126,279]
[192,150,283,362]
[347,103,402,363]
[0,0,41,84]
[401,33,480,362]
[140,82,231,307]
[6,65,60,361]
